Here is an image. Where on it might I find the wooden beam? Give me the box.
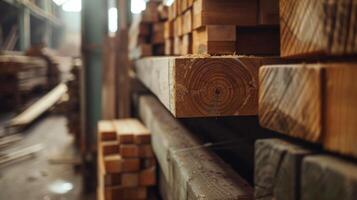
[255,139,312,200]
[302,155,357,200]
[135,56,284,118]
[192,0,258,29]
[259,63,357,157]
[138,95,253,200]
[10,84,67,127]
[280,0,357,57]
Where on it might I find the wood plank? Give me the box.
[193,0,258,29]
[259,64,323,142]
[164,21,174,39]
[113,119,151,144]
[192,25,236,55]
[119,144,140,158]
[139,166,156,186]
[102,141,119,156]
[10,84,68,127]
[259,63,357,157]
[138,95,253,200]
[280,0,357,57]
[135,56,285,118]
[302,155,357,200]
[181,34,192,55]
[104,155,140,173]
[165,38,174,55]
[121,173,139,187]
[255,139,312,200]
[98,120,117,141]
[182,9,192,34]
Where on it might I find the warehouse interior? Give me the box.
[0,0,356,200]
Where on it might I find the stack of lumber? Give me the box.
[129,1,168,60]
[97,119,157,200]
[26,46,61,89]
[164,0,280,55]
[0,55,48,110]
[258,0,357,158]
[65,59,83,150]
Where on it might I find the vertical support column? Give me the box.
[81,0,108,191]
[82,0,108,151]
[18,8,31,51]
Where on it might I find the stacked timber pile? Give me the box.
[131,0,357,200]
[164,0,280,55]
[26,45,61,89]
[129,0,168,59]
[0,55,47,111]
[65,59,83,150]
[97,119,157,200]
[254,0,357,199]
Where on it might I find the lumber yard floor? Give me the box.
[0,115,94,200]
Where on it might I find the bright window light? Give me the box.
[108,7,118,33]
[165,0,174,6]
[62,0,81,12]
[131,0,146,14]
[52,0,67,5]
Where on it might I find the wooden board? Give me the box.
[259,63,357,157]
[280,0,357,57]
[135,56,284,118]
[181,34,192,55]
[193,0,258,29]
[10,84,68,127]
[113,119,151,144]
[138,95,253,200]
[98,121,117,141]
[255,139,312,200]
[192,25,236,55]
[302,155,357,200]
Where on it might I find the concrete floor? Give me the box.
[0,115,94,200]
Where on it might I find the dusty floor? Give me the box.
[0,115,94,200]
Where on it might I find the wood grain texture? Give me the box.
[259,64,323,142]
[193,0,258,29]
[280,0,357,57]
[135,56,284,118]
[324,64,357,157]
[259,63,357,157]
[138,95,253,200]
[302,155,357,200]
[255,139,312,200]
